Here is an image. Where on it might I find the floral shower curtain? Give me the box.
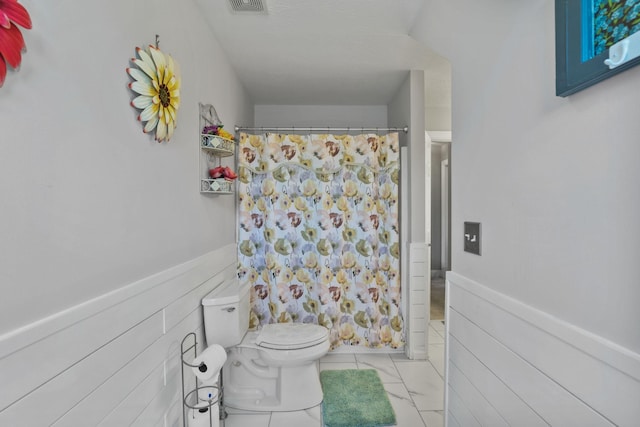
[237,132,403,350]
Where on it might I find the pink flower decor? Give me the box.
[0,0,32,87]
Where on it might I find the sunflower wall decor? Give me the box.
[126,44,181,142]
[0,0,32,87]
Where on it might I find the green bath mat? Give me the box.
[320,369,396,427]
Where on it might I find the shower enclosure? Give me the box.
[236,129,405,351]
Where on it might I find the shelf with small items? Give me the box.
[200,139,237,194]
[201,178,234,194]
[199,103,238,195]
[201,165,237,194]
[201,134,235,157]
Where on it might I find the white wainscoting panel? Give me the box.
[445,272,640,427]
[0,244,237,426]
[407,242,429,360]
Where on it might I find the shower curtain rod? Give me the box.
[234,125,409,134]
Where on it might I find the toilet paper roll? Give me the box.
[199,373,219,387]
[188,401,219,427]
[191,344,227,383]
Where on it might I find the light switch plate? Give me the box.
[464,222,481,255]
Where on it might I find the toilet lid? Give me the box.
[256,323,328,350]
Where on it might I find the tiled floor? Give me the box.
[223,320,446,427]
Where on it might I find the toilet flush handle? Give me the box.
[222,307,236,312]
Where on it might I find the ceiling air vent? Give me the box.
[228,0,267,13]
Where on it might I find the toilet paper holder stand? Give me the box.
[181,332,225,427]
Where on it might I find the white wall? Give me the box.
[254,104,388,128]
[424,66,452,132]
[388,71,430,359]
[388,70,426,243]
[412,0,640,423]
[387,73,411,148]
[0,0,251,424]
[414,0,640,359]
[0,0,252,334]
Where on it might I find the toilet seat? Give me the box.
[256,323,328,350]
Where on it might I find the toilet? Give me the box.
[202,279,330,412]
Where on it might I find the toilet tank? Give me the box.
[202,278,250,348]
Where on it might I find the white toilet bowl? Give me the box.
[223,323,329,411]
[201,281,330,412]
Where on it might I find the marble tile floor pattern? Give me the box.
[223,320,445,427]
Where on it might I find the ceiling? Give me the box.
[194,0,450,106]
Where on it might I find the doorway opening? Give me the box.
[429,136,451,321]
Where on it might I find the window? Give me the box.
[556,0,640,96]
